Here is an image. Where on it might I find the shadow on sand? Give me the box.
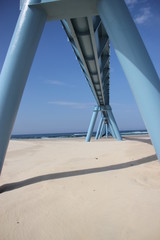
[0,154,157,194]
[123,136,152,145]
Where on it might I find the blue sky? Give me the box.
[0,0,160,134]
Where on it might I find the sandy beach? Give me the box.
[1,135,160,240]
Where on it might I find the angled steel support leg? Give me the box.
[108,120,116,139]
[107,106,122,140]
[98,0,160,159]
[99,119,105,138]
[86,106,99,142]
[95,116,103,139]
[0,1,46,173]
[105,124,108,138]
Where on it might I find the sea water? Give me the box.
[11,130,148,140]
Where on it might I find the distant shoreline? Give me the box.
[11,130,148,140]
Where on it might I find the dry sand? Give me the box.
[0,135,160,240]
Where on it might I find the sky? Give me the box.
[0,0,160,134]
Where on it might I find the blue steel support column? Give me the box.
[95,116,103,139]
[99,119,105,138]
[107,106,122,140]
[0,1,46,173]
[108,122,115,138]
[86,106,99,142]
[98,0,160,158]
[108,120,116,138]
[105,124,108,138]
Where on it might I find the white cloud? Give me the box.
[110,67,114,73]
[47,80,66,86]
[134,7,152,24]
[125,0,137,6]
[48,101,94,109]
[45,80,76,88]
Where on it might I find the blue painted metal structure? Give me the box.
[0,0,46,173]
[98,0,160,158]
[105,124,108,138]
[86,106,99,142]
[0,0,160,173]
[95,116,103,140]
[61,16,118,142]
[99,119,105,138]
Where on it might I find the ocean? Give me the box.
[11,130,148,140]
